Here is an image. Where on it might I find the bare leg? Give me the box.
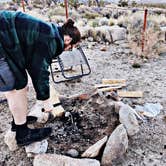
[3,87,28,125]
[2,86,52,146]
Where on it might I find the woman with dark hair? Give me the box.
[0,10,81,146]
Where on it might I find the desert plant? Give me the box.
[131,0,137,7]
[109,18,116,26]
[69,0,79,10]
[83,12,99,19]
[129,28,161,58]
[118,0,128,7]
[99,0,105,7]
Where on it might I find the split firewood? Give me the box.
[97,86,123,92]
[94,83,126,89]
[102,79,126,85]
[60,89,96,100]
[117,91,143,98]
[102,79,126,84]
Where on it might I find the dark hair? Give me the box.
[62,19,81,44]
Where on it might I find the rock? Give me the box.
[82,136,108,158]
[80,25,126,43]
[4,130,18,151]
[95,26,112,43]
[25,140,48,157]
[101,124,128,166]
[66,149,79,158]
[79,25,94,39]
[33,154,100,166]
[100,46,107,51]
[98,17,109,26]
[114,101,125,113]
[28,101,49,123]
[119,104,139,136]
[109,25,127,42]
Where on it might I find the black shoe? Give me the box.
[16,127,52,146]
[11,116,37,132]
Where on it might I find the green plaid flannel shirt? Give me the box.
[0,11,64,100]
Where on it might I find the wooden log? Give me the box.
[66,89,97,100]
[94,83,126,89]
[102,79,126,85]
[117,91,143,98]
[97,86,122,92]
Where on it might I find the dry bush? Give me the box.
[83,12,100,19]
[48,7,65,17]
[129,28,162,58]
[148,14,166,26]
[124,11,165,59]
[109,18,117,26]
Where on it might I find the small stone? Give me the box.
[4,130,18,151]
[66,149,79,158]
[132,62,141,68]
[25,140,48,155]
[100,46,107,51]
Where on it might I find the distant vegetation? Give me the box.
[138,3,166,9]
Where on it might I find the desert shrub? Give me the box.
[68,0,79,10]
[109,18,116,26]
[83,12,99,19]
[131,0,137,7]
[92,20,99,27]
[48,7,65,17]
[148,14,166,27]
[129,28,161,58]
[88,20,99,27]
[99,0,105,7]
[138,3,166,9]
[118,0,128,7]
[117,15,130,28]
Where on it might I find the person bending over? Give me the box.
[0,10,81,146]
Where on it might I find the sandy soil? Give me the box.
[0,41,166,166]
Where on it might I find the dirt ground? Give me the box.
[0,41,166,166]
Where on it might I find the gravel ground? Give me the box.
[0,41,166,165]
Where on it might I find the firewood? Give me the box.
[102,79,126,85]
[117,91,143,98]
[97,86,122,92]
[94,83,126,89]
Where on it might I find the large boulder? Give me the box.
[109,25,127,42]
[101,124,128,166]
[119,104,139,136]
[34,154,100,166]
